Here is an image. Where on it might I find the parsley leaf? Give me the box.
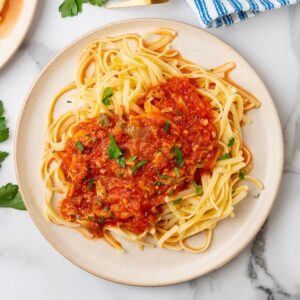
[87,178,94,190]
[75,141,84,152]
[131,160,148,174]
[218,153,230,161]
[156,169,169,180]
[0,184,26,210]
[0,116,9,143]
[168,188,174,196]
[174,167,180,178]
[153,181,161,186]
[117,156,125,168]
[173,145,184,167]
[59,0,82,17]
[239,172,245,180]
[0,101,4,117]
[102,87,113,106]
[228,137,235,147]
[87,0,107,6]
[173,197,183,205]
[0,151,8,167]
[99,114,110,128]
[192,181,203,195]
[164,120,171,133]
[108,134,123,159]
[99,216,105,224]
[129,155,138,162]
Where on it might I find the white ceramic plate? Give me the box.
[15,19,283,286]
[0,0,37,69]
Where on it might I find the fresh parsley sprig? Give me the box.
[0,184,25,211]
[0,101,9,143]
[131,160,148,174]
[0,100,26,211]
[59,0,108,18]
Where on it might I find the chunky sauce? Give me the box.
[60,78,219,237]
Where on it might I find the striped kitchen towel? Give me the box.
[186,0,300,28]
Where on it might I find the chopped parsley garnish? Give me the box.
[75,141,84,152]
[104,206,109,212]
[108,134,123,159]
[168,188,174,196]
[87,178,95,190]
[102,87,113,106]
[99,114,110,128]
[173,197,183,205]
[164,120,171,133]
[129,155,138,162]
[193,181,203,195]
[108,134,126,168]
[100,119,106,127]
[218,153,230,161]
[120,122,126,129]
[156,169,169,180]
[118,171,123,178]
[99,216,105,224]
[153,181,161,186]
[239,172,245,180]
[117,157,125,168]
[228,137,235,147]
[131,160,148,174]
[173,145,184,167]
[174,167,180,178]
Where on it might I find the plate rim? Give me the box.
[14,18,284,286]
[0,0,38,70]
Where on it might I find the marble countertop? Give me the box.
[1,1,300,299]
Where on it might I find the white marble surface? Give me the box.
[0,1,300,299]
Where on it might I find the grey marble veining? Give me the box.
[285,7,300,175]
[22,41,56,69]
[0,1,300,300]
[248,223,292,300]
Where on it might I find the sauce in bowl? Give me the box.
[0,0,23,39]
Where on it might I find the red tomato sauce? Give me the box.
[59,78,219,237]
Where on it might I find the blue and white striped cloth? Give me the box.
[186,0,300,28]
